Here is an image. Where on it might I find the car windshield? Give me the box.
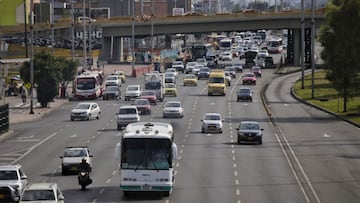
[204,114,221,120]
[165,73,174,77]
[252,67,261,71]
[127,86,139,91]
[105,86,118,91]
[165,84,175,88]
[135,100,149,105]
[64,149,87,157]
[21,190,56,201]
[240,123,260,130]
[208,77,224,83]
[225,67,235,71]
[244,74,255,77]
[0,170,18,180]
[142,91,155,96]
[199,68,209,72]
[185,75,196,79]
[107,76,118,80]
[239,89,250,94]
[119,108,137,114]
[145,82,161,90]
[75,103,90,110]
[166,102,180,107]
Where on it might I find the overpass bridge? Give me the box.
[101,11,326,66]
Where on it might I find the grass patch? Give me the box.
[293,70,360,125]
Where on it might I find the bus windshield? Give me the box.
[121,138,172,170]
[76,78,96,90]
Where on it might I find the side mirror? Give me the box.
[89,155,93,157]
[200,119,203,121]
[59,156,63,159]
[236,128,239,130]
[261,128,264,131]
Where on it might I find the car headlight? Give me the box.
[256,132,262,136]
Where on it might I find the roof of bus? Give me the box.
[123,122,173,139]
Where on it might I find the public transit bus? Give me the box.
[75,71,103,99]
[115,122,178,197]
[219,38,232,50]
[267,37,283,54]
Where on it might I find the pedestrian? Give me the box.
[20,85,27,103]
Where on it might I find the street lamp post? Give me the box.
[51,0,54,55]
[24,0,28,58]
[301,0,305,89]
[131,0,135,76]
[311,0,316,99]
[88,0,92,69]
[30,0,34,114]
[82,0,87,69]
[70,0,75,60]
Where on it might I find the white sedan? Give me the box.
[70,102,101,121]
[163,101,184,118]
[201,113,223,133]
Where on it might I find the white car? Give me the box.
[70,102,101,121]
[192,64,204,75]
[0,164,28,198]
[124,85,141,101]
[165,68,178,77]
[105,75,121,87]
[257,50,269,58]
[20,183,64,203]
[185,62,198,74]
[221,51,232,61]
[116,105,140,130]
[163,101,184,118]
[201,113,224,133]
[171,61,185,73]
[60,146,93,175]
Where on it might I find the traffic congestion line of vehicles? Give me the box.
[0,30,283,201]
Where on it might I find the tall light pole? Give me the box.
[24,0,28,58]
[150,0,154,63]
[30,0,34,114]
[88,0,92,69]
[301,0,305,89]
[51,0,54,55]
[131,0,135,76]
[311,0,316,99]
[70,0,75,60]
[82,0,87,69]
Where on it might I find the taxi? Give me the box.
[183,74,197,86]
[112,70,126,83]
[164,83,177,97]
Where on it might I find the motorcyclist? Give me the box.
[79,158,91,172]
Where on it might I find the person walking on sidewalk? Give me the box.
[20,85,27,103]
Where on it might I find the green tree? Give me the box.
[319,0,360,112]
[20,51,78,107]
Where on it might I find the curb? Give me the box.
[0,130,14,142]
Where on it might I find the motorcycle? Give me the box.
[78,170,92,190]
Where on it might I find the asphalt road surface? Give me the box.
[1,53,359,203]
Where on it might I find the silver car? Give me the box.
[0,165,28,198]
[201,113,223,133]
[70,102,101,121]
[163,101,184,118]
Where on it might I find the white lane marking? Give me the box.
[234,171,238,176]
[106,123,110,126]
[236,189,240,195]
[112,170,116,175]
[235,179,239,185]
[180,149,183,154]
[232,156,236,161]
[99,188,104,194]
[11,132,58,164]
[92,199,97,203]
[70,134,77,138]
[165,199,170,203]
[323,133,331,138]
[176,162,180,167]
[65,124,69,127]
[233,163,237,168]
[59,128,64,132]
[232,150,235,154]
[106,179,111,184]
[0,157,16,161]
[91,135,96,139]
[7,139,40,142]
[178,155,181,160]
[86,140,90,143]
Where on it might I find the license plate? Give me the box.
[143,185,151,190]
[0,194,4,199]
[209,126,215,129]
[70,166,78,171]
[247,137,254,141]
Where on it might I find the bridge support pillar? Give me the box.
[165,35,172,49]
[293,29,301,66]
[113,36,122,62]
[102,36,112,63]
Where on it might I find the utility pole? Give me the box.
[131,0,135,76]
[24,0,28,58]
[30,0,34,114]
[311,0,316,99]
[151,0,154,63]
[83,0,87,69]
[71,0,75,60]
[301,0,305,89]
[51,0,54,55]
[88,0,92,69]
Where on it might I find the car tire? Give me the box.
[163,191,170,197]
[96,112,101,119]
[71,117,74,121]
[87,115,90,120]
[123,191,129,197]
[250,98,253,102]
[117,125,121,131]
[201,129,205,133]
[61,168,67,175]
[258,138,262,145]
[237,98,239,102]
[219,129,223,133]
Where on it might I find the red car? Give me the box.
[140,90,157,105]
[242,73,257,85]
[133,99,151,115]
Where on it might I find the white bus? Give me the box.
[267,37,283,54]
[75,71,103,99]
[115,122,178,197]
[219,38,232,50]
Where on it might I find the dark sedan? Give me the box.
[237,87,253,102]
[103,86,121,100]
[236,121,263,144]
[197,67,210,79]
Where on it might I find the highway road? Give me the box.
[1,54,359,202]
